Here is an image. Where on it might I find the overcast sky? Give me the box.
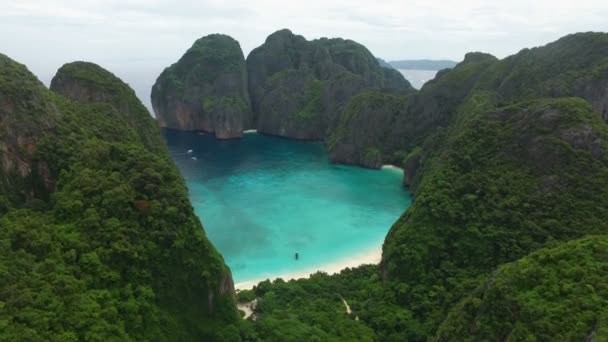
[2,0,607,111]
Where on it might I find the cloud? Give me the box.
[0,0,607,111]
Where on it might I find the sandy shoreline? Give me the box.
[234,245,382,290]
[381,164,404,172]
[243,129,258,134]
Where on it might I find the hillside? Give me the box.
[239,32,608,341]
[435,236,608,340]
[0,55,240,340]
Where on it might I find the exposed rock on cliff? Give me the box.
[328,52,497,169]
[247,29,415,140]
[51,61,165,153]
[328,91,409,168]
[331,33,608,170]
[152,34,251,139]
[0,53,60,207]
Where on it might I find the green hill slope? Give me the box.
[0,55,239,340]
[436,236,608,341]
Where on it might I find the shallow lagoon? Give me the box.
[164,130,411,285]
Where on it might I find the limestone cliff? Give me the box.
[328,52,497,169]
[330,33,608,171]
[247,29,414,140]
[51,61,165,153]
[0,53,60,207]
[152,34,251,139]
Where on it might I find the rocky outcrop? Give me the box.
[247,29,415,140]
[328,92,409,168]
[573,67,608,122]
[328,52,497,169]
[0,53,60,206]
[331,33,608,172]
[402,147,421,187]
[152,34,251,139]
[150,30,413,142]
[51,62,129,109]
[51,61,165,153]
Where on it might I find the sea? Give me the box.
[397,69,438,89]
[164,130,411,285]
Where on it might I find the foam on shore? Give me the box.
[381,164,403,172]
[234,245,382,290]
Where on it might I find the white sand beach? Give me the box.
[244,129,258,134]
[381,164,404,172]
[234,245,382,290]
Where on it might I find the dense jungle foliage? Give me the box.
[0,55,239,341]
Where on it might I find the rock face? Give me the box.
[51,61,165,153]
[328,52,497,169]
[330,33,608,172]
[328,92,409,168]
[247,29,414,140]
[152,34,251,139]
[0,53,60,207]
[152,30,413,142]
[574,71,608,122]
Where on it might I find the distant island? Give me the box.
[388,59,459,70]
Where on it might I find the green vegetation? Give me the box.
[0,57,238,340]
[4,31,608,341]
[382,97,608,338]
[243,32,608,340]
[436,236,608,341]
[236,266,392,341]
[328,91,411,167]
[151,34,251,136]
[0,53,61,208]
[403,147,422,166]
[293,80,325,121]
[247,29,414,139]
[51,61,166,155]
[203,95,249,114]
[170,34,245,85]
[328,51,497,167]
[363,148,382,167]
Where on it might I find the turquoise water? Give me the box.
[164,130,411,284]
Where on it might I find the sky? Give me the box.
[2,0,608,111]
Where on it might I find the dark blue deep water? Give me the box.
[164,130,411,286]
